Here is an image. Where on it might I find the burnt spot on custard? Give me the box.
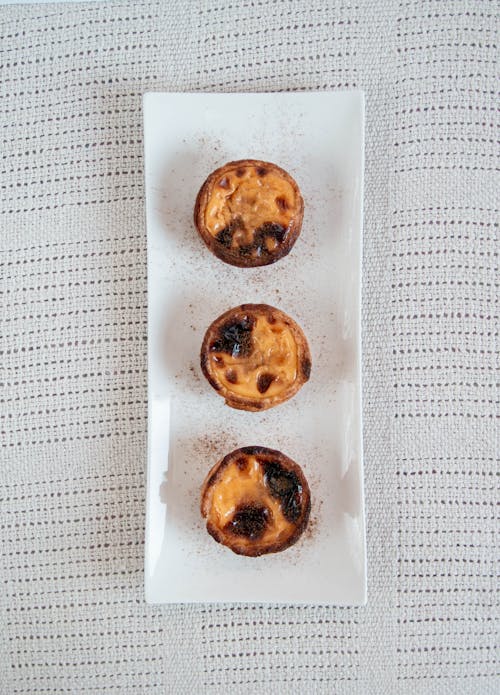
[215,216,244,249]
[225,504,270,540]
[301,356,312,380]
[215,227,233,248]
[257,372,275,394]
[234,456,248,471]
[238,222,289,259]
[257,222,288,244]
[263,461,302,523]
[218,176,229,189]
[275,196,289,211]
[210,315,255,358]
[256,166,268,177]
[225,368,238,384]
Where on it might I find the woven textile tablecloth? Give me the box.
[0,1,498,693]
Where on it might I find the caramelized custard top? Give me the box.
[204,164,298,259]
[206,453,303,546]
[208,314,298,401]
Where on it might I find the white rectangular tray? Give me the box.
[144,91,366,604]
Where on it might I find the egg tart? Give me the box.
[194,159,304,267]
[200,303,311,411]
[201,446,311,556]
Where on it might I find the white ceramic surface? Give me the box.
[144,91,366,604]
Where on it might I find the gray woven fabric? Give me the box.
[0,1,498,693]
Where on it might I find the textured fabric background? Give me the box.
[0,1,498,693]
